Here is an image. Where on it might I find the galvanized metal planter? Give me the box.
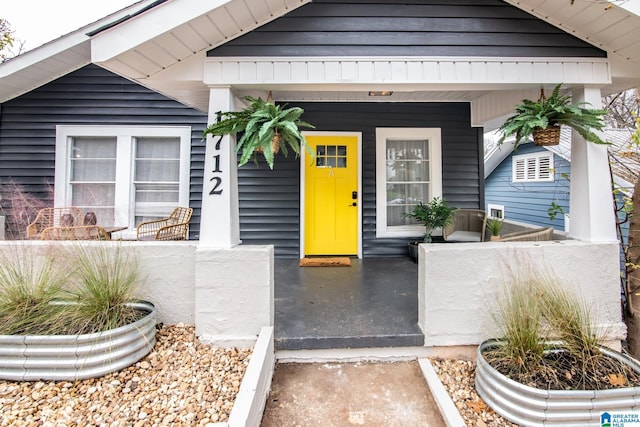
[0,301,156,381]
[476,339,640,427]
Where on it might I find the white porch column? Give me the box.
[199,86,240,247]
[568,86,617,242]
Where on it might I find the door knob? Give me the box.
[349,202,357,207]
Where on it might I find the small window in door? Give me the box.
[316,145,347,168]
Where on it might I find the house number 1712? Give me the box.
[209,135,223,195]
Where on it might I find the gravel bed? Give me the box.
[0,324,252,426]
[431,358,518,427]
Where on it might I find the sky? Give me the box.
[2,0,136,51]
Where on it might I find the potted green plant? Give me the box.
[0,244,156,381]
[497,83,608,148]
[476,271,640,426]
[404,197,456,262]
[486,217,503,241]
[202,95,315,169]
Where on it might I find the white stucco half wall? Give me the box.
[0,241,274,348]
[195,245,274,348]
[418,240,626,347]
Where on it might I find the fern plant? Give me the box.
[498,83,608,148]
[203,96,315,169]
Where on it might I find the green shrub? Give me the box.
[489,276,547,376]
[0,244,145,335]
[487,267,606,386]
[0,245,71,334]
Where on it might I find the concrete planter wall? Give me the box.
[475,339,640,427]
[0,301,157,381]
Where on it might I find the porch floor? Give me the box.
[274,257,424,350]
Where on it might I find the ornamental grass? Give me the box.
[0,244,145,336]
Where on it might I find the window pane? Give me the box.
[71,183,115,225]
[72,159,116,181]
[386,139,430,182]
[386,139,429,161]
[134,137,181,224]
[135,138,180,182]
[135,184,179,203]
[71,137,116,181]
[386,138,430,226]
[386,183,429,226]
[386,160,429,182]
[136,137,181,158]
[72,137,117,158]
[136,160,180,181]
[69,137,116,224]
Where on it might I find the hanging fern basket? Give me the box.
[532,125,561,146]
[254,131,281,154]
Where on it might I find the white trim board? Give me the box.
[204,56,611,87]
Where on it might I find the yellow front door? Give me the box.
[304,135,358,255]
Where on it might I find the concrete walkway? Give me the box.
[260,361,445,426]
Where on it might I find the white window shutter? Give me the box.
[539,155,551,180]
[526,158,537,180]
[515,158,525,180]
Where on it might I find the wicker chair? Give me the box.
[40,225,111,241]
[498,226,554,242]
[26,207,84,239]
[136,207,193,241]
[443,209,487,242]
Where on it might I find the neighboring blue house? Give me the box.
[484,128,637,257]
[485,140,571,231]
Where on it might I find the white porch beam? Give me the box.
[199,87,240,248]
[204,56,611,89]
[568,86,617,242]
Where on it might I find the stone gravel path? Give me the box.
[432,359,517,427]
[0,324,251,426]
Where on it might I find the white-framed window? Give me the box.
[512,151,554,182]
[375,128,442,238]
[55,126,191,237]
[487,204,505,219]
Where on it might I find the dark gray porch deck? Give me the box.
[275,257,424,350]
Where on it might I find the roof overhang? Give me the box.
[0,0,160,103]
[2,0,640,122]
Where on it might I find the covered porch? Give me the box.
[274,257,422,350]
[3,0,632,348]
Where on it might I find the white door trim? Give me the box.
[300,131,363,259]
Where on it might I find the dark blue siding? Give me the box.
[0,64,207,239]
[209,0,605,58]
[485,143,570,230]
[238,101,481,258]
